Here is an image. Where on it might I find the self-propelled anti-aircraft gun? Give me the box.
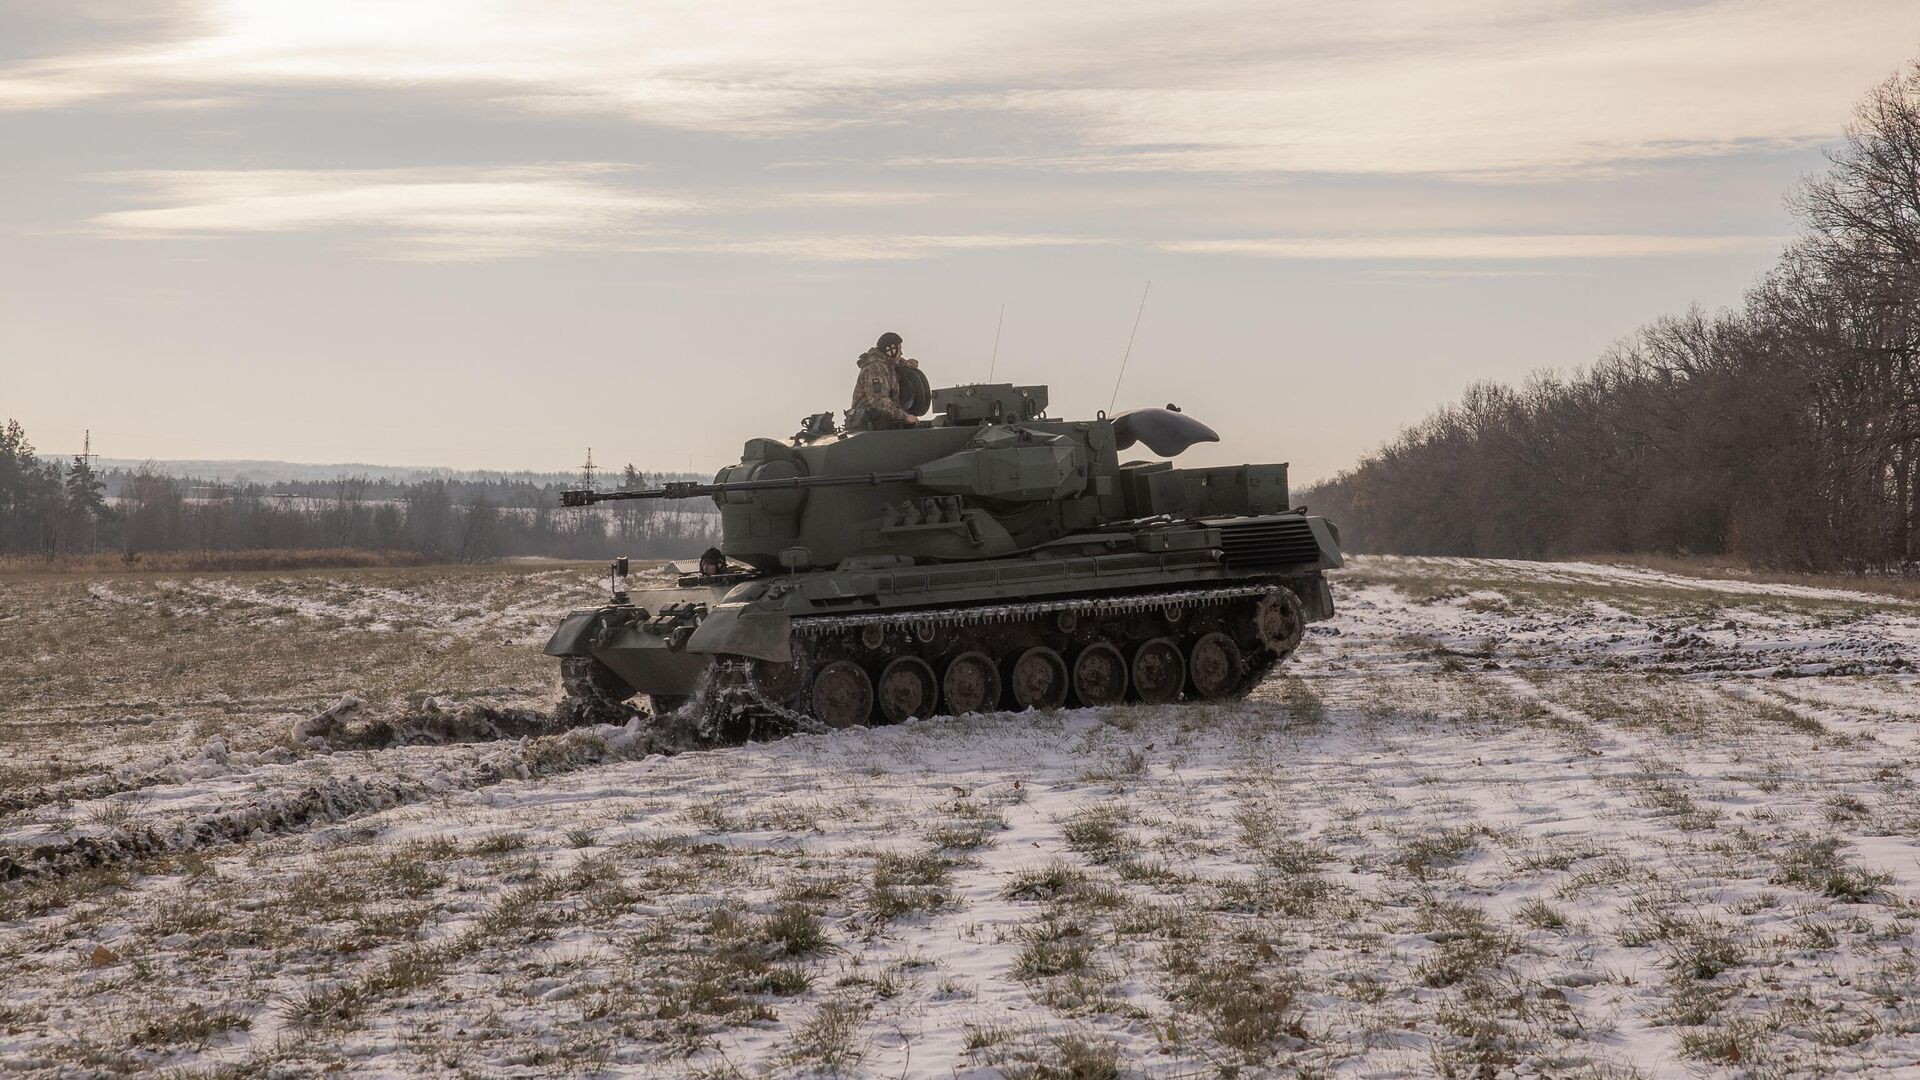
[545,381,1341,737]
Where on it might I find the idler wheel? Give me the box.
[1130,637,1184,705]
[942,651,1002,715]
[1071,642,1129,707]
[875,656,939,723]
[808,660,874,728]
[1188,631,1245,699]
[1006,646,1069,710]
[1255,587,1306,656]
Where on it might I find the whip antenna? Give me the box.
[988,304,1005,381]
[1108,281,1152,413]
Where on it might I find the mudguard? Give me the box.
[684,605,794,663]
[1308,516,1345,570]
[1302,575,1336,621]
[543,611,600,657]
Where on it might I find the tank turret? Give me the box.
[564,383,1311,571]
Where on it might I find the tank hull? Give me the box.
[545,511,1340,731]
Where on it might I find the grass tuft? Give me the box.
[781,997,869,1072]
[757,904,833,956]
[1001,861,1087,901]
[864,849,952,920]
[1772,837,1892,902]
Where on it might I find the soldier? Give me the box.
[847,331,921,431]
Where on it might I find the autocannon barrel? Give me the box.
[561,470,919,507]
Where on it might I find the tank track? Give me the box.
[692,660,830,740]
[577,582,1310,747]
[557,655,645,726]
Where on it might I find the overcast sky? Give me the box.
[3,1,1916,483]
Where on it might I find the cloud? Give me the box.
[1163,234,1787,260]
[86,165,692,260]
[968,1,1918,176]
[82,166,1092,261]
[5,1,1916,176]
[622,232,1099,261]
[82,166,1781,263]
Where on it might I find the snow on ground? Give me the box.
[3,556,1920,1077]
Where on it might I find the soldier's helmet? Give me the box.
[876,331,903,349]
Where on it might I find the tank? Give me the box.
[545,379,1342,738]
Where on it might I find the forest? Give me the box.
[1303,64,1920,573]
[0,433,717,563]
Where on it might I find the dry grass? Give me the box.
[1345,555,1913,619]
[1570,552,1920,604]
[863,849,953,921]
[1771,837,1893,903]
[1162,945,1306,1060]
[0,561,604,775]
[0,548,467,578]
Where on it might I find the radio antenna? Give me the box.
[987,304,1005,381]
[1108,281,1152,413]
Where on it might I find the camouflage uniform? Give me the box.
[847,348,920,430]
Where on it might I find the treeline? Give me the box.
[94,469,681,508]
[0,428,718,563]
[1304,64,1920,573]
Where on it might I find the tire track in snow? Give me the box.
[0,714,694,885]
[0,696,597,818]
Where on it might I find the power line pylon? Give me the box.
[579,447,598,491]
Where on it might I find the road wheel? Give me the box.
[1130,637,1184,704]
[1071,642,1129,706]
[941,651,1001,715]
[1188,631,1245,699]
[875,656,938,723]
[808,660,873,728]
[1006,646,1069,710]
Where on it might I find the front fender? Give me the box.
[684,605,794,663]
[543,611,601,657]
[1308,515,1345,569]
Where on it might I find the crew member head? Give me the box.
[698,546,727,576]
[876,331,903,359]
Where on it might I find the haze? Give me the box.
[3,1,1916,483]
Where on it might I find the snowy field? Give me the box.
[3,556,1920,1078]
